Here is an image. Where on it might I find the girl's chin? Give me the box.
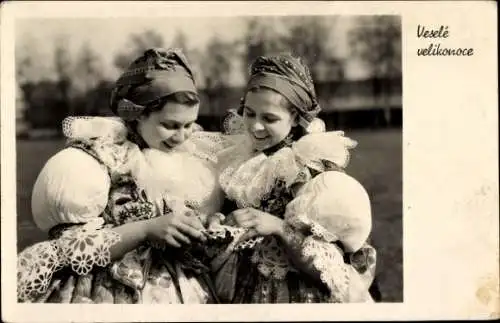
[252,140,279,152]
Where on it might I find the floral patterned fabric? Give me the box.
[214,131,377,303]
[17,117,231,303]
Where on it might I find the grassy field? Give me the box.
[15,129,402,302]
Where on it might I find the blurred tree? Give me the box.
[242,17,288,80]
[16,41,36,130]
[170,29,204,88]
[187,47,205,88]
[113,29,165,71]
[16,34,52,84]
[171,29,189,51]
[74,42,105,115]
[23,80,65,130]
[238,16,345,114]
[202,35,237,116]
[16,34,50,129]
[16,45,36,86]
[348,16,401,126]
[53,35,74,120]
[282,16,343,81]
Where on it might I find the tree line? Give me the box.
[16,16,401,131]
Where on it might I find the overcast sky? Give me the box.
[15,16,370,83]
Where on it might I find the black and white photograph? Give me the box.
[1,1,497,322]
[14,14,402,304]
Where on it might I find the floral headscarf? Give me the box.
[109,48,197,122]
[242,53,322,130]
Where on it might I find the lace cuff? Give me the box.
[205,224,263,272]
[17,220,120,302]
[287,211,339,243]
[300,236,350,302]
[282,222,307,251]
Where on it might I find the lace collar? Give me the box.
[218,131,357,208]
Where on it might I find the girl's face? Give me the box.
[243,89,297,151]
[137,101,199,152]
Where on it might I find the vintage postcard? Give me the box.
[1,1,498,322]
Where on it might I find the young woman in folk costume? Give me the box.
[17,48,233,304]
[209,53,380,303]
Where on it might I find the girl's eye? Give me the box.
[184,122,193,129]
[161,123,177,130]
[263,116,279,123]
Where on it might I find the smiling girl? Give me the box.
[17,48,228,304]
[210,53,378,303]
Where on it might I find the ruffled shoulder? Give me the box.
[215,134,253,169]
[182,131,234,164]
[292,131,357,172]
[216,131,357,209]
[285,171,371,252]
[32,116,144,232]
[31,147,111,232]
[63,116,144,178]
[62,116,128,142]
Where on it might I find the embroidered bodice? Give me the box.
[31,117,226,231]
[19,117,229,302]
[217,131,373,282]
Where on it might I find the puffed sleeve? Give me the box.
[287,171,372,251]
[18,147,121,302]
[284,171,376,302]
[31,147,111,231]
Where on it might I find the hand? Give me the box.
[146,210,207,248]
[229,208,284,237]
[206,212,225,229]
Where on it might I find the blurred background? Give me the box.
[15,16,402,302]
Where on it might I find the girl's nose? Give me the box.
[251,120,265,132]
[172,128,187,143]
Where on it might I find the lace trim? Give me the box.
[184,131,232,164]
[64,116,147,184]
[18,220,120,302]
[282,223,307,250]
[62,116,128,142]
[219,146,301,208]
[301,237,350,303]
[249,224,304,280]
[218,131,356,211]
[222,109,245,135]
[291,131,357,171]
[287,213,340,243]
[205,224,264,251]
[251,236,292,280]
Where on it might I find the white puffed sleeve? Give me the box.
[19,147,122,303]
[286,171,371,252]
[31,147,111,232]
[284,171,375,302]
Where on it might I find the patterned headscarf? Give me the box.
[110,48,197,121]
[243,53,321,129]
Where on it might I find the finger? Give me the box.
[234,214,254,225]
[207,217,223,229]
[171,230,191,245]
[208,215,221,226]
[230,209,251,217]
[224,215,237,226]
[176,222,207,242]
[239,219,257,228]
[183,208,198,218]
[165,236,181,248]
[238,229,258,242]
[183,216,205,230]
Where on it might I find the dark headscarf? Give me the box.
[242,53,321,128]
[110,48,197,121]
